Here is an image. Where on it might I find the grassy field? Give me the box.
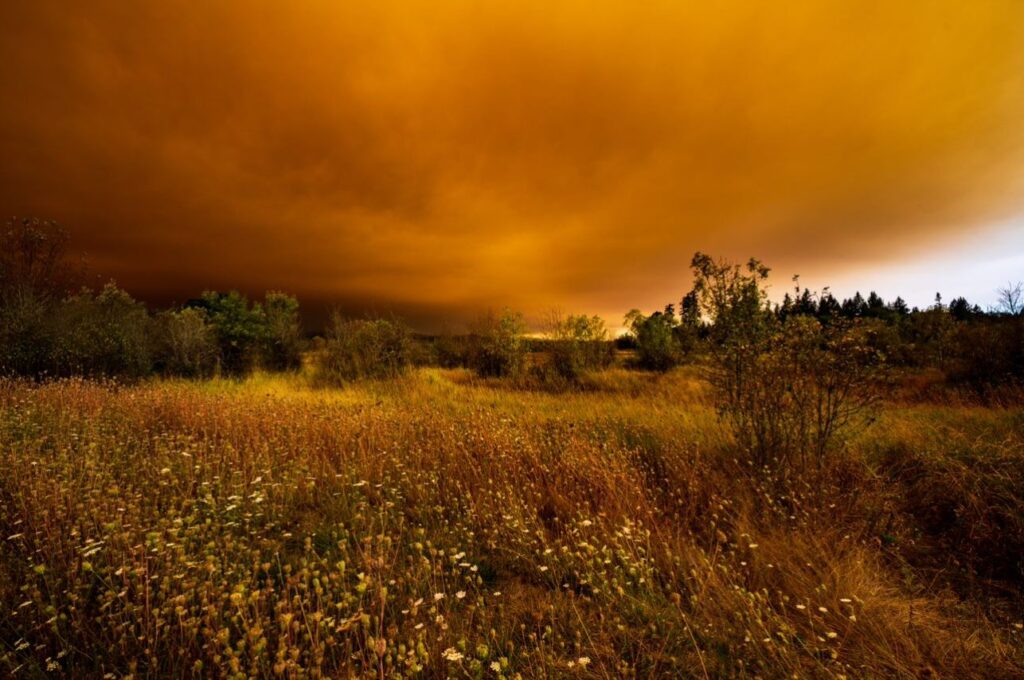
[1,368,1022,678]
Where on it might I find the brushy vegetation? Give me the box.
[689,253,884,470]
[467,310,529,379]
[543,312,614,384]
[317,315,413,384]
[1,369,1022,678]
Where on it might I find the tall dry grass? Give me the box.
[0,369,1021,678]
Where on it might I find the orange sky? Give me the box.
[2,1,1024,328]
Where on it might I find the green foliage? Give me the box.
[262,291,303,371]
[468,309,527,378]
[623,308,680,372]
[318,314,411,383]
[53,283,152,379]
[901,305,956,367]
[197,291,266,376]
[689,251,774,349]
[152,308,218,378]
[732,317,882,469]
[946,317,1024,396]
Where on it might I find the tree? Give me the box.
[679,290,700,328]
[0,218,80,377]
[866,291,886,318]
[0,291,56,377]
[676,289,703,353]
[689,251,773,348]
[948,297,976,322]
[903,305,955,367]
[468,309,527,378]
[262,291,303,370]
[888,296,909,317]
[816,290,842,322]
[996,281,1023,316]
[841,292,867,318]
[0,217,77,300]
[623,309,680,372]
[195,291,266,376]
[53,283,152,379]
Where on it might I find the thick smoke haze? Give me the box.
[2,1,1024,328]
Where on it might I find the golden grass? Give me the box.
[0,369,1021,678]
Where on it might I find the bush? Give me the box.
[728,317,881,469]
[407,336,437,367]
[195,291,266,376]
[946,317,1024,395]
[152,308,218,378]
[0,289,56,377]
[317,314,411,384]
[262,291,303,371]
[623,308,680,371]
[431,331,472,368]
[52,283,152,379]
[690,252,881,470]
[546,312,613,381]
[467,309,527,378]
[1,220,154,380]
[0,218,76,378]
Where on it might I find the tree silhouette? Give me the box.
[996,281,1023,316]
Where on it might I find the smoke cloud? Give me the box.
[2,1,1023,327]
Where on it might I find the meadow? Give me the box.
[1,367,1022,678]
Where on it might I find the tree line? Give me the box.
[0,219,301,379]
[2,218,1022,399]
[622,255,1024,394]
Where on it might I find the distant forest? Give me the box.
[2,217,1022,398]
